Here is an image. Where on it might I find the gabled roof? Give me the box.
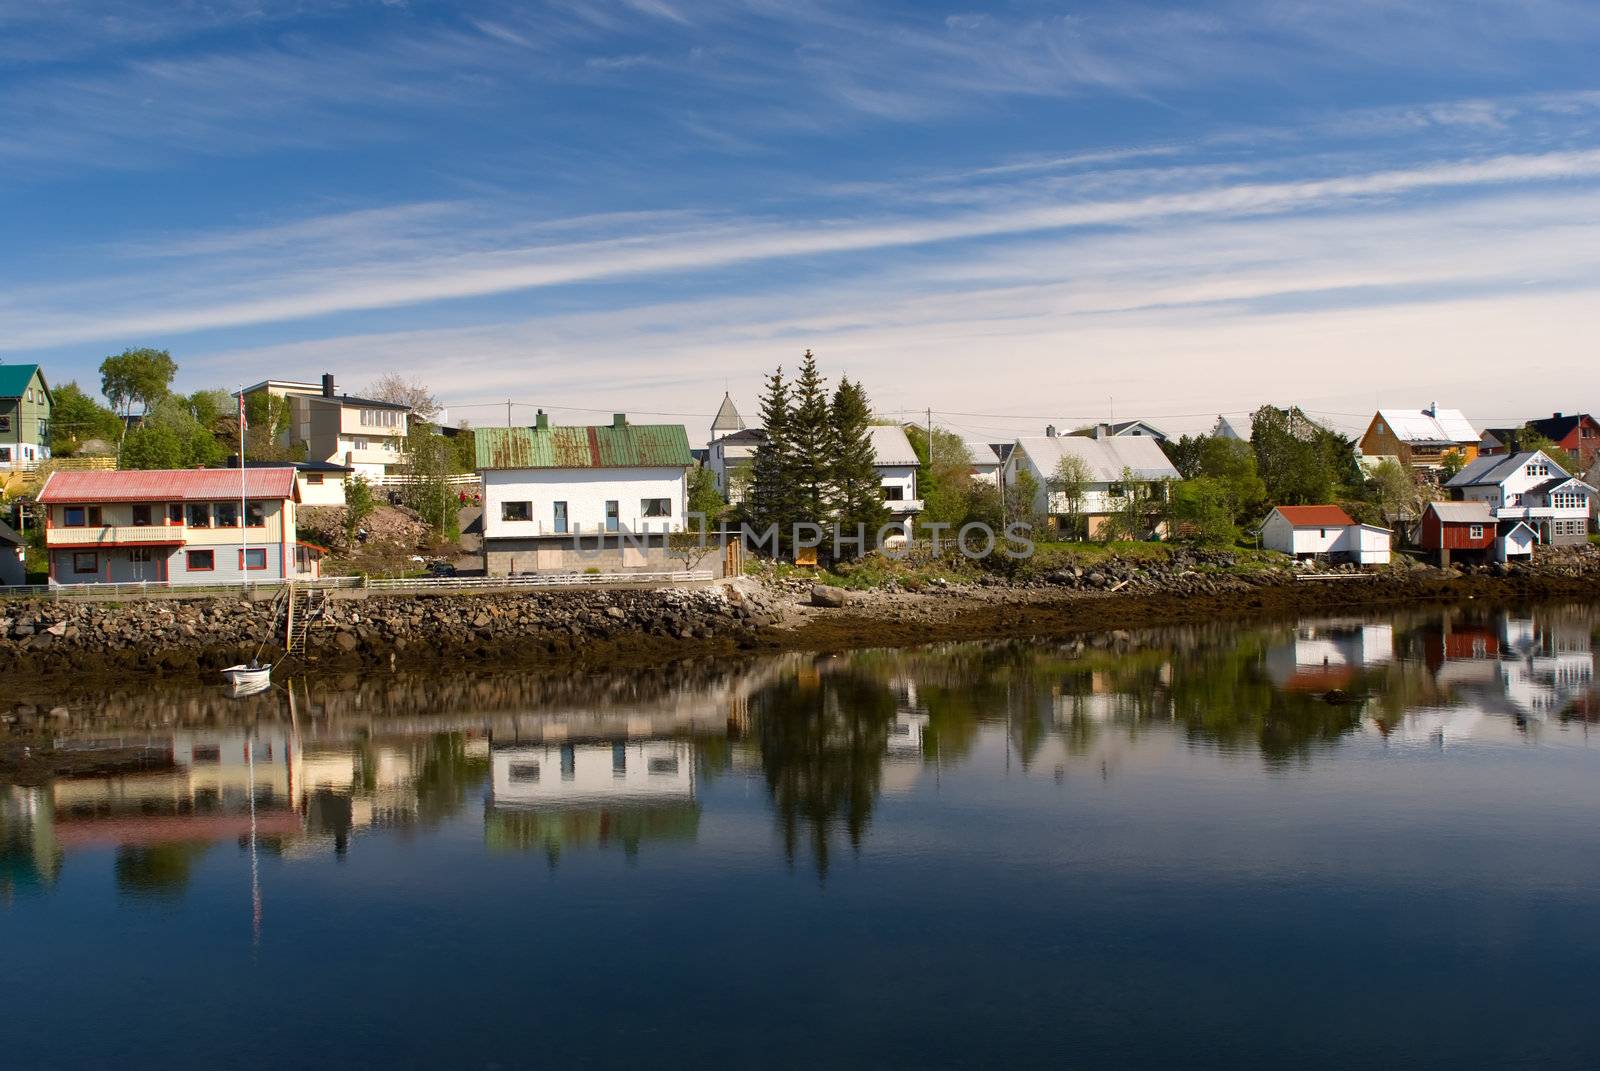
[0,363,48,401]
[1213,415,1250,441]
[1375,407,1477,446]
[868,425,920,467]
[960,439,1004,466]
[711,392,745,435]
[1526,476,1596,496]
[475,421,693,470]
[1526,413,1595,440]
[1426,500,1495,523]
[1270,505,1355,527]
[1447,450,1570,489]
[39,467,298,503]
[1014,434,1180,483]
[1107,419,1169,441]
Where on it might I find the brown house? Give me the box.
[1359,404,1479,474]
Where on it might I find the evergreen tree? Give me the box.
[830,377,887,544]
[745,366,796,547]
[786,350,835,524]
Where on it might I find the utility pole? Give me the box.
[506,400,513,428]
[926,407,933,464]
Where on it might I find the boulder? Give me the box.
[811,584,848,608]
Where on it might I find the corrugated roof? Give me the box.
[869,425,920,467]
[1272,505,1355,527]
[1427,501,1495,523]
[475,422,693,470]
[0,363,47,400]
[1376,407,1477,445]
[39,467,297,503]
[1014,435,1180,483]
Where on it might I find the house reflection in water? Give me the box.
[484,738,700,863]
[1264,622,1395,693]
[2,785,62,898]
[1428,612,1596,723]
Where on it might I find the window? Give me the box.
[186,503,211,528]
[509,763,540,783]
[0,415,10,433]
[131,504,152,526]
[560,744,576,781]
[63,506,86,527]
[129,548,153,563]
[1376,421,1385,434]
[239,548,267,571]
[648,756,680,776]
[882,486,905,501]
[214,502,239,527]
[613,743,627,777]
[1468,524,1484,539]
[246,502,266,527]
[1526,461,1550,477]
[359,408,398,427]
[186,549,215,572]
[501,501,532,522]
[641,498,671,518]
[553,501,568,534]
[353,438,369,450]
[168,503,183,524]
[306,473,323,485]
[87,506,101,526]
[605,500,619,532]
[72,551,98,574]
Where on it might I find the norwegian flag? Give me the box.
[238,392,248,432]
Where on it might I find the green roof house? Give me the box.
[0,364,52,469]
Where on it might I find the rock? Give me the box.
[606,606,627,620]
[45,621,68,637]
[333,631,360,652]
[811,584,848,608]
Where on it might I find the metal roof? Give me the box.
[1447,450,1572,488]
[1426,501,1495,523]
[1271,505,1355,527]
[1375,407,1477,445]
[1013,435,1180,483]
[39,467,298,503]
[0,363,48,400]
[475,421,693,470]
[869,425,920,467]
[711,392,745,435]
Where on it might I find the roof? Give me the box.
[1426,500,1495,523]
[1213,415,1250,441]
[1527,413,1593,440]
[1525,476,1596,495]
[1107,419,1169,441]
[1375,407,1477,446]
[325,393,410,411]
[960,438,1004,466]
[38,467,298,503]
[1014,434,1180,483]
[1479,427,1521,448]
[1448,450,1569,489]
[0,363,48,401]
[0,519,21,546]
[475,421,693,470]
[715,427,767,446]
[711,392,745,435]
[1271,505,1355,527]
[225,458,353,473]
[869,425,920,467]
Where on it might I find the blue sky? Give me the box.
[4,0,1600,441]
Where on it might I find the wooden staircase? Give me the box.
[283,584,328,657]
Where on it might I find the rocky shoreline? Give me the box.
[2,546,1598,695]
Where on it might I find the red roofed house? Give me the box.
[37,467,321,585]
[1260,505,1392,564]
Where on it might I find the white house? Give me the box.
[1073,419,1169,444]
[1006,430,1180,539]
[237,373,410,479]
[1259,505,1392,564]
[870,425,923,521]
[958,438,1007,485]
[1446,450,1595,546]
[475,411,698,576]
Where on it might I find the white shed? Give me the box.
[1260,506,1391,565]
[1496,521,1537,562]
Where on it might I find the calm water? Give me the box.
[5,604,1600,1070]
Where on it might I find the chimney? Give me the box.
[612,412,627,429]
[322,373,335,398]
[1045,424,1056,438]
[1553,412,1563,419]
[535,409,549,431]
[1426,401,1437,417]
[1094,423,1108,440]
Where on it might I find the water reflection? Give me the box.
[4,604,1597,899]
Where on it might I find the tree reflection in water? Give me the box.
[753,659,896,877]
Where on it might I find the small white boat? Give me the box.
[222,663,272,693]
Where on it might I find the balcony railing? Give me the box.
[46,524,182,545]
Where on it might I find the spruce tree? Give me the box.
[786,349,835,526]
[746,366,795,549]
[830,376,887,545]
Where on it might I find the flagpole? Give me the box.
[240,387,248,588]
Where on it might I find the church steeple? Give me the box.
[711,391,745,436]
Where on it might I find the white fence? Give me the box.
[362,570,714,591]
[0,576,365,600]
[367,473,481,489]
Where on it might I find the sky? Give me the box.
[3,0,1600,444]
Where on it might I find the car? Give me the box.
[425,560,458,577]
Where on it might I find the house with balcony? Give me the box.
[237,373,409,479]
[36,468,320,584]
[0,363,51,470]
[1005,428,1181,539]
[475,411,699,576]
[1357,404,1478,475]
[869,425,924,523]
[1445,450,1595,546]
